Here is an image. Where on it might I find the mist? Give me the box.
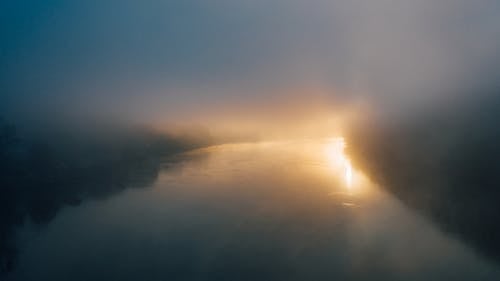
[2,0,499,136]
[2,1,500,280]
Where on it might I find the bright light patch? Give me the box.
[325,137,355,189]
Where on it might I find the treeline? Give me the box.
[348,94,500,262]
[0,118,208,273]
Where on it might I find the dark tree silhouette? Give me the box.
[0,119,207,274]
[348,93,500,263]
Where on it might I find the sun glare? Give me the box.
[325,137,355,190]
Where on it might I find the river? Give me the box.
[7,139,500,281]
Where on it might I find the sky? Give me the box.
[1,0,500,136]
[2,1,500,278]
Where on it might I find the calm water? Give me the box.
[7,140,500,281]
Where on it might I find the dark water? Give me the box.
[6,140,500,281]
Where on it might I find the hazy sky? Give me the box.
[1,0,499,132]
[2,3,500,277]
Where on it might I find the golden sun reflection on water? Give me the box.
[324,137,354,189]
[176,137,370,203]
[323,137,368,194]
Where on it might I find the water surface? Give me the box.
[8,140,500,281]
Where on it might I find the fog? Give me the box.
[7,140,500,281]
[1,1,500,279]
[2,0,499,135]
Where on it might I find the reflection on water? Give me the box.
[324,138,354,189]
[7,139,500,281]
